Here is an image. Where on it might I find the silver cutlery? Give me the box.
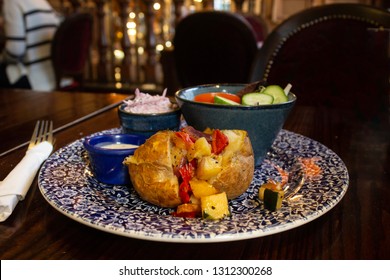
[0,120,54,221]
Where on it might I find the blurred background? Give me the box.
[1,0,388,94]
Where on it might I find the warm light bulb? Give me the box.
[127,21,136,29]
[114,50,124,59]
[156,44,164,51]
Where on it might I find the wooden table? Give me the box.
[0,88,389,260]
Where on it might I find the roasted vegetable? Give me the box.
[173,203,202,218]
[258,182,284,211]
[201,192,230,220]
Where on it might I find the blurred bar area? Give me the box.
[1,0,389,94]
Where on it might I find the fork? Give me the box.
[28,120,55,149]
[0,120,55,221]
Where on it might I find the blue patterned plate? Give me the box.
[38,128,349,243]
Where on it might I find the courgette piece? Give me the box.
[262,85,288,104]
[241,93,274,105]
[263,188,284,211]
[201,192,230,220]
[258,183,284,211]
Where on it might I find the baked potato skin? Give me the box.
[126,131,182,208]
[211,133,254,199]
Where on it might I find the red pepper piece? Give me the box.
[178,160,196,182]
[211,129,229,155]
[179,180,191,203]
[175,131,194,150]
[178,160,197,203]
[172,211,198,218]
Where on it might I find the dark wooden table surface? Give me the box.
[0,88,388,260]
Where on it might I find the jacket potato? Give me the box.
[124,126,255,208]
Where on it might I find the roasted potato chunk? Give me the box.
[190,178,218,198]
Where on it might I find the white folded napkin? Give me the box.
[0,141,53,222]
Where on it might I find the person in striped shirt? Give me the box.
[0,0,60,91]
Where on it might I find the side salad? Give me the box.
[194,84,292,106]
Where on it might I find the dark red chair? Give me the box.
[51,12,93,90]
[249,4,390,120]
[172,11,260,89]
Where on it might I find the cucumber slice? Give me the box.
[257,85,267,93]
[262,85,288,104]
[214,95,240,105]
[241,93,274,105]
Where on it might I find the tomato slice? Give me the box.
[194,92,241,104]
[194,93,215,103]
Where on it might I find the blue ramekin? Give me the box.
[83,134,147,185]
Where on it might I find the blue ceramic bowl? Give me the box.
[118,104,181,137]
[83,134,147,185]
[175,84,297,166]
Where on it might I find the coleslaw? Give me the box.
[122,88,178,114]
